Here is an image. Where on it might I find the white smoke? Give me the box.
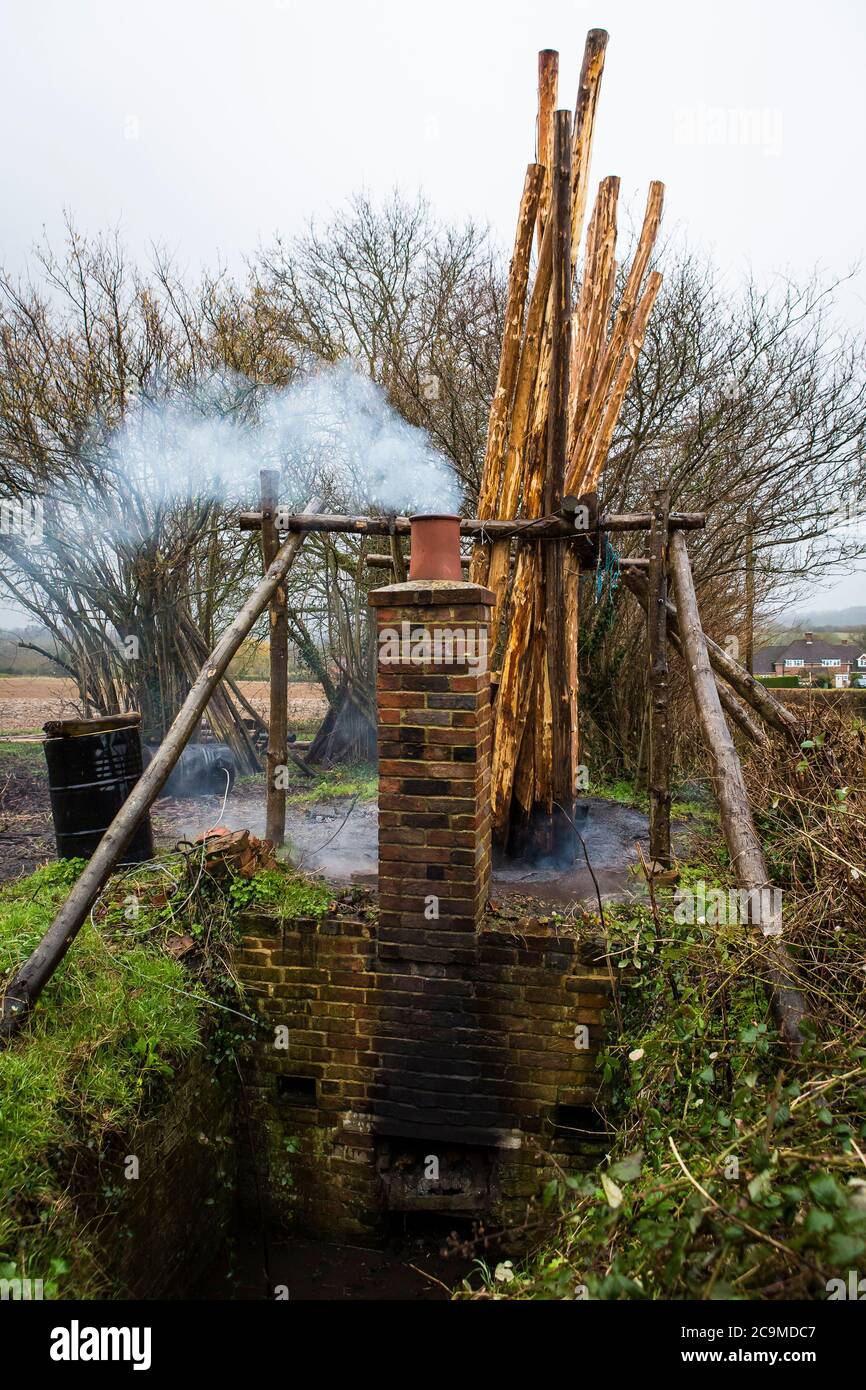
[106,360,461,517]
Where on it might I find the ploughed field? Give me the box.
[0,675,327,737]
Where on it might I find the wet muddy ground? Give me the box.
[152,786,681,908]
[0,745,689,907]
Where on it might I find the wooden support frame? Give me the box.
[238,508,706,538]
[0,497,322,1041]
[623,567,801,746]
[260,469,288,847]
[668,531,806,1054]
[647,488,672,866]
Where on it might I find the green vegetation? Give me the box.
[284,763,378,806]
[466,707,866,1301]
[0,739,46,773]
[0,859,203,1294]
[227,867,332,919]
[465,896,866,1301]
[0,852,330,1295]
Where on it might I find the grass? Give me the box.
[0,851,336,1295]
[226,866,333,919]
[0,739,47,774]
[0,858,206,1295]
[285,763,378,806]
[588,773,716,826]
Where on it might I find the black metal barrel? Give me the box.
[43,718,154,864]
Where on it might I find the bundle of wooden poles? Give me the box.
[470,31,665,856]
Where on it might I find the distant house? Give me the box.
[754,632,866,688]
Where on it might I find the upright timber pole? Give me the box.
[668,530,806,1054]
[0,497,322,1041]
[261,469,288,847]
[647,488,672,866]
[545,107,575,856]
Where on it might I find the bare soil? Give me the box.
[0,676,328,737]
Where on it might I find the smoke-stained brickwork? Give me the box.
[236,909,610,1240]
[234,578,610,1240]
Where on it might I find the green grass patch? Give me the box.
[0,739,47,774]
[0,858,210,1295]
[227,867,332,920]
[285,763,378,806]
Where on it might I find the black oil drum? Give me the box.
[150,743,236,799]
[43,723,154,864]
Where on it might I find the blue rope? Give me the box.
[595,537,621,602]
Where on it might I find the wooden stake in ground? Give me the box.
[543,108,575,854]
[261,469,288,847]
[0,496,322,1042]
[628,571,770,748]
[668,530,806,1054]
[647,488,672,866]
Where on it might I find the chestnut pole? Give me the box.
[668,531,806,1054]
[261,469,288,846]
[0,496,322,1041]
[544,108,574,852]
[647,488,672,865]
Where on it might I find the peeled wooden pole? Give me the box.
[472,217,554,597]
[669,531,806,1053]
[0,497,322,1041]
[570,29,609,272]
[569,175,619,453]
[536,49,559,250]
[543,108,575,854]
[261,469,288,847]
[566,181,664,491]
[578,268,664,494]
[629,572,769,748]
[474,162,544,548]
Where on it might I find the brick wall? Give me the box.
[236,906,610,1240]
[234,576,611,1241]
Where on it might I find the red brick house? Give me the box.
[754,632,866,687]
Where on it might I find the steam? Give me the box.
[107,360,461,518]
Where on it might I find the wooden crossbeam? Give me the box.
[238,509,706,538]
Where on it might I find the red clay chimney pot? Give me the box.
[407,514,463,582]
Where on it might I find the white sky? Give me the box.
[1,0,864,618]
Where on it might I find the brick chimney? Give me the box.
[804,631,814,645]
[370,578,493,946]
[368,575,496,1142]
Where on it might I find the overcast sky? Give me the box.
[1,0,864,616]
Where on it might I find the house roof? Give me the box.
[753,645,784,675]
[754,636,866,671]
